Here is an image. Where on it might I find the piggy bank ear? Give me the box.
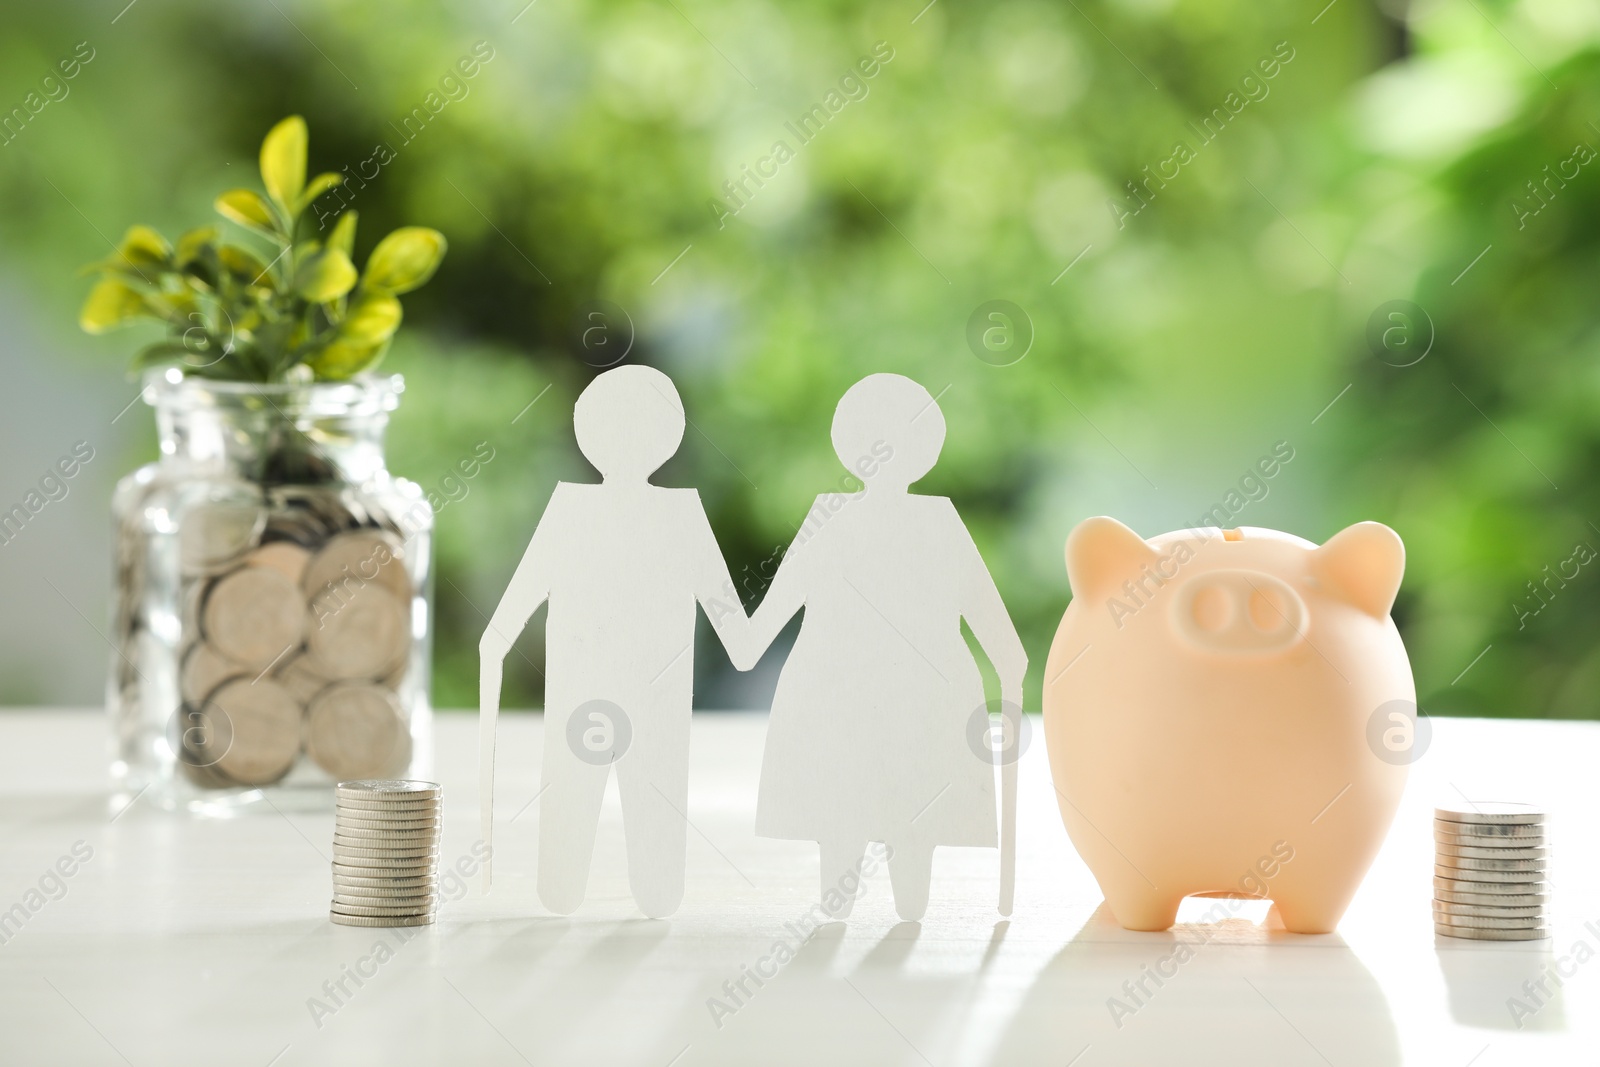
[1313,521,1405,618]
[1065,516,1157,599]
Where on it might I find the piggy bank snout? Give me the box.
[1170,569,1305,654]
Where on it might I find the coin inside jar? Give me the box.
[275,653,333,706]
[179,500,266,575]
[203,565,307,670]
[302,530,411,603]
[248,541,311,584]
[307,684,411,780]
[179,642,247,706]
[192,678,303,785]
[306,583,410,680]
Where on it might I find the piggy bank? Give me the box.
[1042,517,1414,934]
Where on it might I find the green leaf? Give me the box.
[341,293,403,343]
[130,341,196,371]
[117,225,172,271]
[217,244,271,284]
[294,247,358,302]
[260,115,308,215]
[305,293,402,379]
[327,209,358,259]
[306,336,391,380]
[296,171,343,215]
[362,227,447,294]
[80,279,151,333]
[215,189,279,236]
[175,226,220,266]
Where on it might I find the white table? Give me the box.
[0,709,1596,1066]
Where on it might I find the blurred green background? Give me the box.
[1,0,1597,719]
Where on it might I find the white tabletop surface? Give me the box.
[0,708,1596,1066]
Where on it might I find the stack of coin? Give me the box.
[169,495,417,789]
[1433,802,1549,941]
[332,780,442,927]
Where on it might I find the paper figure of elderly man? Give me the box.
[478,365,754,918]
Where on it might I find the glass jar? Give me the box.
[109,369,433,814]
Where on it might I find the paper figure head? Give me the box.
[574,365,686,483]
[831,373,944,491]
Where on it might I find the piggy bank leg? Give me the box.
[820,839,868,919]
[1100,877,1182,932]
[887,842,934,922]
[1266,881,1354,935]
[1259,850,1363,934]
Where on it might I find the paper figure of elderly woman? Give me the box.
[743,373,1027,920]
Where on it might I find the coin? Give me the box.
[1434,872,1547,892]
[1433,900,1545,920]
[336,791,441,806]
[192,678,302,785]
[338,780,441,799]
[333,845,441,861]
[1435,842,1548,862]
[334,825,438,838]
[275,654,332,706]
[332,825,438,838]
[249,541,311,584]
[303,530,411,602]
[1433,911,1550,931]
[1433,819,1544,839]
[263,498,333,547]
[335,790,440,806]
[332,862,437,878]
[181,579,206,636]
[1434,924,1549,941]
[1434,887,1547,908]
[333,839,439,855]
[1435,802,1544,825]
[333,838,439,856]
[328,844,438,857]
[332,861,439,877]
[331,878,436,894]
[330,912,434,928]
[332,865,437,882]
[334,790,441,806]
[179,642,246,707]
[335,799,438,814]
[178,755,238,789]
[335,817,441,833]
[203,566,306,669]
[307,685,411,780]
[1433,863,1545,884]
[333,874,437,892]
[378,657,409,692]
[1435,854,1546,874]
[306,583,410,681]
[180,500,266,575]
[334,844,438,857]
[331,846,439,861]
[334,803,442,820]
[329,902,438,921]
[1434,828,1544,848]
[332,892,436,908]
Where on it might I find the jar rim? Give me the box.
[141,368,404,417]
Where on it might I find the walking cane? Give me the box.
[480,654,501,892]
[1000,699,1019,917]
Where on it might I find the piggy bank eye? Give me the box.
[1248,585,1291,633]
[1192,586,1233,632]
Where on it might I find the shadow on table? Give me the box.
[1436,934,1565,1031]
[984,903,1402,1067]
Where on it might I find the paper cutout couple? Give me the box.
[479,366,1026,920]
